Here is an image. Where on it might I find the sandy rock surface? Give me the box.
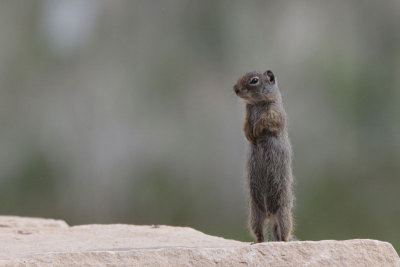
[0,216,399,266]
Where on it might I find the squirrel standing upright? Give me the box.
[233,70,294,242]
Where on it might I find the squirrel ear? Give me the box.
[264,70,275,83]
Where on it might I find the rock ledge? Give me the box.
[0,216,399,266]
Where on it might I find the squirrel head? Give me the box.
[233,70,279,104]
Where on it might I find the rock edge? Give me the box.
[0,216,399,267]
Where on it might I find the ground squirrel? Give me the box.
[233,70,294,242]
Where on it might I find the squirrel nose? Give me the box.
[234,87,240,94]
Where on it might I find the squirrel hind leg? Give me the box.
[249,203,266,243]
[272,208,293,242]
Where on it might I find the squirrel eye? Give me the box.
[249,77,259,85]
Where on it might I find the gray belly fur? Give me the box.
[247,133,293,215]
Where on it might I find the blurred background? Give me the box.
[0,0,399,251]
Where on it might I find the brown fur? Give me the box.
[233,70,294,242]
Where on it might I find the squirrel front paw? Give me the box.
[244,122,257,144]
[248,136,257,145]
[253,121,265,138]
[254,119,280,137]
[245,132,257,145]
